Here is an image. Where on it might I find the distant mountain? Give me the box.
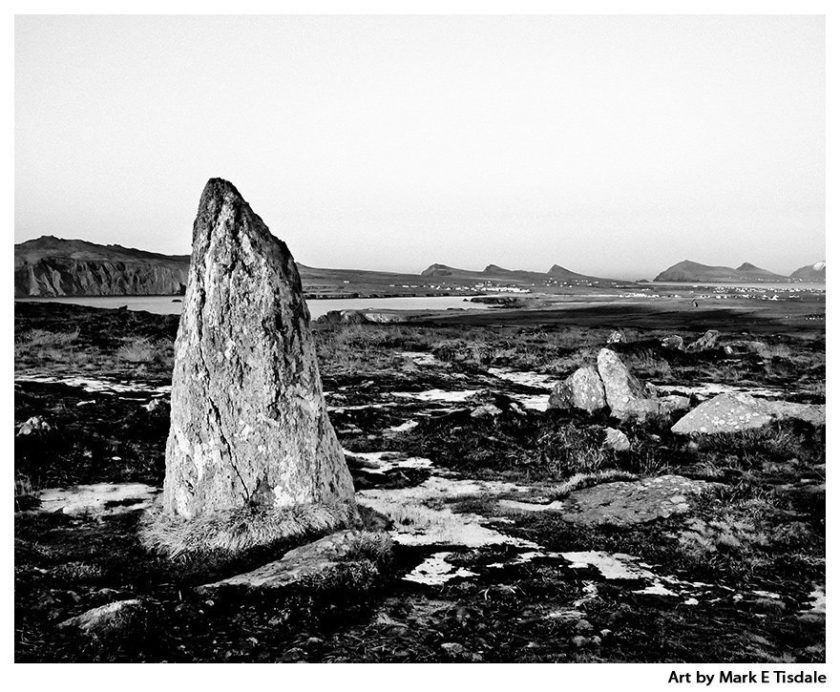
[790,261,826,283]
[15,236,191,297]
[654,260,791,283]
[420,262,620,285]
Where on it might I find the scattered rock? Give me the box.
[660,335,685,351]
[603,427,630,452]
[17,416,51,436]
[471,403,503,419]
[58,599,152,641]
[548,365,607,413]
[607,330,626,344]
[151,179,356,550]
[687,329,720,353]
[671,393,825,435]
[561,475,716,526]
[441,642,468,658]
[196,530,391,595]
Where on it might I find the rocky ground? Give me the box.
[14,301,825,662]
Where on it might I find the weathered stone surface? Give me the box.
[196,529,390,594]
[548,365,607,413]
[596,349,646,417]
[36,483,160,517]
[671,393,825,435]
[471,403,503,419]
[58,599,151,639]
[603,427,630,452]
[762,400,825,427]
[561,475,715,526]
[161,179,355,521]
[687,329,720,353]
[607,330,626,344]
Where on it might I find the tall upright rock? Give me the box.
[146,179,356,554]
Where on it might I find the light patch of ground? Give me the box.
[35,482,160,517]
[344,450,433,474]
[498,498,565,513]
[403,552,478,585]
[357,475,538,548]
[561,551,657,581]
[392,389,481,403]
[386,420,419,434]
[15,374,171,396]
[488,367,555,390]
[509,393,551,411]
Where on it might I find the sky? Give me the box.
[15,15,825,279]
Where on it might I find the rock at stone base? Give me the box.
[35,483,160,517]
[560,475,716,526]
[687,329,720,353]
[548,365,607,413]
[196,530,392,595]
[603,427,631,452]
[17,416,51,436]
[671,393,825,435]
[596,348,646,417]
[471,403,503,419]
[58,599,151,640]
[660,335,685,351]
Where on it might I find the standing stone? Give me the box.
[596,348,646,417]
[151,179,355,548]
[548,366,607,413]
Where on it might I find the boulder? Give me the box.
[606,330,626,344]
[687,329,720,353]
[144,179,356,555]
[671,393,825,435]
[603,427,630,452]
[548,366,607,413]
[671,393,771,435]
[560,475,716,526]
[196,529,391,594]
[660,335,685,351]
[596,348,646,417]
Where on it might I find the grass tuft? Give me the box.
[138,499,359,559]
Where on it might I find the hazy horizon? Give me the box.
[16,15,825,279]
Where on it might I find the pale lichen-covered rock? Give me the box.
[149,179,356,552]
[672,393,825,435]
[195,529,391,594]
[596,349,646,417]
[548,366,607,413]
[607,330,626,344]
